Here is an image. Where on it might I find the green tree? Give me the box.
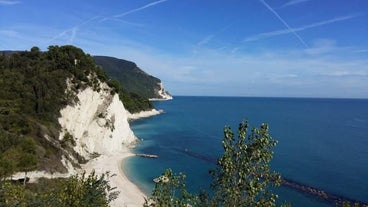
[17,137,39,185]
[2,147,22,175]
[57,171,119,207]
[0,171,118,207]
[0,157,15,181]
[147,120,283,207]
[145,168,199,207]
[17,153,38,186]
[210,120,281,207]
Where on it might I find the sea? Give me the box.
[123,96,368,206]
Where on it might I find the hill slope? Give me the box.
[0,46,144,175]
[93,56,172,100]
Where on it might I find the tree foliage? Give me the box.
[0,171,118,207]
[56,171,119,207]
[210,120,281,207]
[144,169,199,207]
[147,120,283,207]
[94,56,162,99]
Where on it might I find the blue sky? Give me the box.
[1,0,368,98]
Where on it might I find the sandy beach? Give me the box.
[12,150,148,207]
[81,150,147,207]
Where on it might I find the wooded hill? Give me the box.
[0,45,152,177]
[94,56,166,99]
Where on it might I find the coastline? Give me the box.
[89,108,167,206]
[148,97,173,101]
[82,151,146,207]
[11,108,162,207]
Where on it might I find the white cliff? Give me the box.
[58,82,137,159]
[13,79,151,206]
[57,81,146,206]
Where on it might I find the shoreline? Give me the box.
[82,151,147,207]
[10,150,147,207]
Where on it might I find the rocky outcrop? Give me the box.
[150,82,173,101]
[58,82,137,161]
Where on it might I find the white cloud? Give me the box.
[82,36,368,98]
[304,39,338,55]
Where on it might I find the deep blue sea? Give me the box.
[124,96,368,206]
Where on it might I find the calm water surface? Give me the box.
[124,96,368,206]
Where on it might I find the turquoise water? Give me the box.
[124,96,368,206]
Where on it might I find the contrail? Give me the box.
[100,0,169,22]
[114,0,168,18]
[259,0,309,48]
[196,23,233,46]
[49,16,99,44]
[69,27,77,44]
[280,0,310,8]
[244,13,363,42]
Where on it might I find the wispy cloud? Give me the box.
[82,35,368,98]
[244,13,363,42]
[0,0,20,5]
[354,49,368,53]
[258,0,309,48]
[197,35,214,46]
[324,71,368,77]
[0,30,19,36]
[280,0,310,8]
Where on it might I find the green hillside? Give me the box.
[93,56,165,99]
[0,45,152,175]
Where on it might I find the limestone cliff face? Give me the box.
[58,82,137,160]
[150,82,173,101]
